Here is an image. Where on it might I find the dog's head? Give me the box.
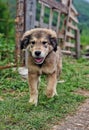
[21,28,58,64]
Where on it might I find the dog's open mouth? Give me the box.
[34,57,44,64]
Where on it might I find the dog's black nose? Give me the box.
[35,51,41,56]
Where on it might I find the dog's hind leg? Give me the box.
[28,72,39,106]
[46,71,57,98]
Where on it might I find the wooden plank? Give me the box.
[35,20,59,31]
[39,0,68,14]
[68,22,78,30]
[39,1,62,13]
[25,0,36,66]
[63,0,72,46]
[66,31,75,39]
[49,8,53,28]
[75,29,80,58]
[56,12,61,34]
[62,50,72,55]
[40,3,45,26]
[71,4,78,16]
[61,0,68,5]
[62,50,76,55]
[15,0,25,64]
[65,42,75,48]
[35,21,49,28]
[25,0,36,31]
[58,33,64,39]
[70,14,79,23]
[35,21,40,27]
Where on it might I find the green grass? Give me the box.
[0,57,89,130]
[80,28,89,46]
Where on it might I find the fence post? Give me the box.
[56,12,61,34]
[25,0,36,67]
[63,0,72,48]
[75,29,80,59]
[49,8,53,29]
[40,3,45,27]
[15,0,25,65]
[25,0,36,31]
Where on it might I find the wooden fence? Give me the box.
[15,0,80,65]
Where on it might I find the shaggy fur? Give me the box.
[21,28,62,106]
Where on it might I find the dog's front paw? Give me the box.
[29,98,38,106]
[46,89,58,98]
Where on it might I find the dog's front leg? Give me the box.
[46,71,57,98]
[28,72,39,106]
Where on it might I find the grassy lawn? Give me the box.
[0,57,89,130]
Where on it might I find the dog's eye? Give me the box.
[42,41,47,45]
[31,41,35,45]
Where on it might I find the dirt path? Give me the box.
[52,90,89,130]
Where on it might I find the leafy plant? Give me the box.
[0,0,9,35]
[0,34,15,65]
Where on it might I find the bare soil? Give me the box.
[52,89,89,130]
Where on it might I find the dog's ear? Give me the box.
[49,35,58,52]
[20,35,30,50]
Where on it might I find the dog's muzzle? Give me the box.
[33,51,45,64]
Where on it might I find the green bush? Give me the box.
[0,0,15,65]
[0,34,15,65]
[0,0,9,35]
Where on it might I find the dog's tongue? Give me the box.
[35,58,44,63]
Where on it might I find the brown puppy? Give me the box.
[21,28,62,106]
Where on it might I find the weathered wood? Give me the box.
[64,0,72,47]
[68,22,77,30]
[35,21,49,28]
[49,8,53,28]
[66,31,75,39]
[25,0,36,31]
[62,50,71,55]
[71,4,78,16]
[61,0,68,6]
[35,20,59,31]
[25,0,36,66]
[40,3,45,27]
[39,0,68,14]
[65,42,75,48]
[75,29,80,58]
[62,50,76,55]
[15,0,25,64]
[61,0,80,58]
[58,33,64,39]
[70,14,78,23]
[56,12,61,34]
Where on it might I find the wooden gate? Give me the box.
[15,0,80,65]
